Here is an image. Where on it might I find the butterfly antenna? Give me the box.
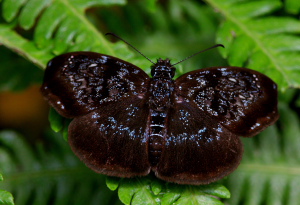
[171,44,225,66]
[106,33,155,65]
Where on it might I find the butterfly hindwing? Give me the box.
[175,67,278,137]
[68,95,151,177]
[154,101,243,185]
[41,52,150,118]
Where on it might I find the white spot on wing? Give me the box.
[89,63,98,67]
[229,78,237,82]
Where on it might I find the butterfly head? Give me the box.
[151,58,176,79]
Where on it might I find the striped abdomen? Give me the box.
[148,111,167,166]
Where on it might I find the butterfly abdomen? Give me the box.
[148,110,167,166]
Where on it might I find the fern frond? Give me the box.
[0,23,53,68]
[0,0,147,69]
[284,0,300,14]
[0,130,120,205]
[224,95,300,204]
[206,0,300,91]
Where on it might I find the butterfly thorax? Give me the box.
[150,58,175,79]
[149,59,175,111]
[148,59,175,166]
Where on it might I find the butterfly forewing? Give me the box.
[41,52,150,118]
[175,67,278,137]
[154,101,243,185]
[68,95,151,177]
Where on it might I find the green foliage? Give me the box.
[224,95,300,205]
[0,174,14,205]
[0,130,120,205]
[0,46,43,92]
[48,108,64,133]
[285,0,300,14]
[206,0,300,91]
[0,22,53,69]
[97,0,224,75]
[0,0,300,204]
[0,0,142,68]
[106,176,230,205]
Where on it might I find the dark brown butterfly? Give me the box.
[41,37,278,185]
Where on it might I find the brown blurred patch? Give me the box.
[0,85,49,139]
